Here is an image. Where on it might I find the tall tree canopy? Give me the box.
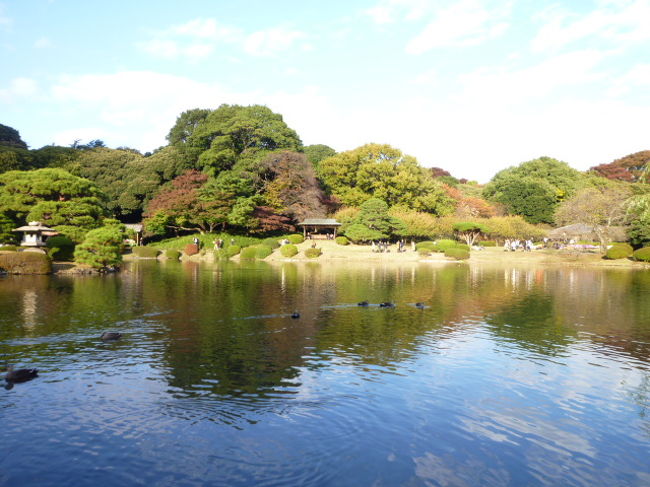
[167,104,302,176]
[304,144,336,166]
[0,123,28,149]
[483,156,587,223]
[257,151,329,221]
[0,168,107,241]
[67,147,164,220]
[317,143,455,215]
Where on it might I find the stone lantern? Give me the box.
[12,221,56,247]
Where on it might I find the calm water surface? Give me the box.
[1,261,649,486]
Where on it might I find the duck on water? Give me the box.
[3,365,38,390]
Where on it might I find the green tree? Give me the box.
[484,156,588,223]
[453,222,490,246]
[304,144,336,166]
[318,143,454,214]
[168,104,303,176]
[74,223,127,270]
[0,123,28,149]
[0,168,107,241]
[626,194,650,246]
[67,147,164,219]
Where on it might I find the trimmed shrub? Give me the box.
[455,243,470,251]
[0,245,17,252]
[165,249,181,260]
[133,247,160,258]
[445,248,470,260]
[632,247,650,262]
[415,241,437,251]
[262,238,280,249]
[304,248,322,258]
[217,245,241,259]
[184,244,199,256]
[0,251,52,274]
[434,239,459,252]
[255,245,273,259]
[481,240,496,247]
[239,246,258,260]
[45,235,75,261]
[604,243,633,260]
[280,244,298,257]
[287,234,304,244]
[74,225,126,270]
[335,236,349,246]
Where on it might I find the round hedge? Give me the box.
[262,238,280,249]
[304,248,322,258]
[45,236,75,261]
[280,244,298,257]
[0,245,18,252]
[633,247,650,262]
[415,241,436,251]
[604,243,633,260]
[434,239,459,252]
[287,234,304,244]
[134,247,160,258]
[455,243,470,251]
[165,249,181,260]
[255,245,273,259]
[445,248,470,260]
[335,236,349,245]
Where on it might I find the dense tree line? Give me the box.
[1,104,649,251]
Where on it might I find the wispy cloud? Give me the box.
[531,0,650,52]
[34,37,52,49]
[405,0,512,54]
[0,77,38,102]
[137,18,309,60]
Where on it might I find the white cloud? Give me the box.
[33,37,52,49]
[608,63,650,96]
[243,27,308,57]
[0,77,38,102]
[0,3,11,29]
[138,18,307,60]
[364,0,433,24]
[405,0,512,54]
[531,0,650,52]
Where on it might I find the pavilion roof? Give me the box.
[297,218,341,226]
[12,222,56,232]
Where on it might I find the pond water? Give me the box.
[1,261,650,486]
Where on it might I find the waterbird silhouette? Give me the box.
[415,302,425,309]
[4,365,38,390]
[291,311,300,319]
[100,332,122,341]
[357,301,369,306]
[379,302,395,308]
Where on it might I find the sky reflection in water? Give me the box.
[1,261,649,486]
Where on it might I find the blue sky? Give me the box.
[1,0,649,182]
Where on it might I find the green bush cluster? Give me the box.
[280,244,298,257]
[287,234,304,244]
[304,248,322,258]
[0,251,52,274]
[217,245,241,259]
[165,249,181,260]
[632,247,650,262]
[604,243,633,260]
[239,246,257,260]
[0,245,17,252]
[434,239,459,252]
[418,248,431,257]
[133,247,160,258]
[415,241,436,251]
[262,238,280,249]
[255,245,273,259]
[45,235,75,261]
[445,248,470,260]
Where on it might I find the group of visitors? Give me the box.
[503,239,535,252]
[370,239,414,253]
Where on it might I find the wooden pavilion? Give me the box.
[296,218,341,239]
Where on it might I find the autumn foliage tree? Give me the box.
[591,150,650,183]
